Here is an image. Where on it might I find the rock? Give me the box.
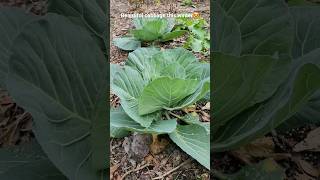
[122,133,152,164]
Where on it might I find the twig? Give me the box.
[152,159,192,180]
[120,163,151,180]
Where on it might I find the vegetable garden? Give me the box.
[110,0,211,179]
[0,0,319,179]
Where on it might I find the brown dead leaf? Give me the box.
[150,135,169,155]
[144,154,154,164]
[294,127,320,152]
[232,137,275,164]
[201,102,210,110]
[182,105,196,113]
[201,111,210,122]
[293,156,320,178]
[294,172,315,180]
[110,164,120,179]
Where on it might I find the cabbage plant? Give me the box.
[113,18,187,51]
[110,47,210,169]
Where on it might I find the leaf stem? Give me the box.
[165,111,171,120]
[169,111,183,120]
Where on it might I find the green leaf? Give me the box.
[131,29,160,42]
[131,20,166,41]
[110,63,121,85]
[160,62,186,79]
[181,114,210,134]
[151,47,197,68]
[213,53,287,127]
[111,107,177,134]
[213,63,320,151]
[111,126,131,138]
[161,30,187,42]
[48,0,107,52]
[288,7,320,127]
[169,124,210,169]
[133,18,170,31]
[0,7,37,88]
[113,37,141,51]
[177,77,210,107]
[213,1,240,56]
[7,14,108,180]
[190,37,203,52]
[127,47,208,81]
[287,0,316,6]
[112,65,158,127]
[130,18,180,42]
[291,6,320,59]
[186,62,210,80]
[0,141,67,180]
[138,77,199,115]
[216,0,293,56]
[113,47,209,125]
[126,47,160,82]
[229,159,284,180]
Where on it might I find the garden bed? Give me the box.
[110,0,210,179]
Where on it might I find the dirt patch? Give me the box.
[0,89,33,147]
[111,137,210,180]
[212,126,320,179]
[110,0,210,63]
[0,0,46,15]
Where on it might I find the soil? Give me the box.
[211,126,320,180]
[0,89,33,148]
[110,0,210,63]
[0,0,46,15]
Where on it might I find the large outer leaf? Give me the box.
[7,14,108,180]
[0,7,37,88]
[160,30,187,42]
[291,6,320,59]
[169,125,210,169]
[111,126,130,138]
[111,107,177,134]
[181,114,210,134]
[48,0,107,52]
[138,77,200,115]
[131,20,166,41]
[131,18,179,42]
[216,0,293,56]
[213,1,241,56]
[0,141,67,180]
[112,65,158,127]
[287,7,320,125]
[113,37,141,51]
[177,77,210,107]
[213,62,320,151]
[126,47,160,82]
[152,48,197,69]
[213,53,289,128]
